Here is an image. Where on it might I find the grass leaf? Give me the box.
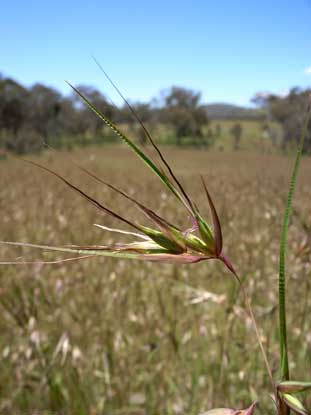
[67,82,192,213]
[92,56,196,214]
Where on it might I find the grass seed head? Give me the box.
[1,84,229,267]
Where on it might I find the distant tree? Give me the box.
[261,121,270,136]
[70,85,115,138]
[260,121,278,146]
[230,123,243,150]
[116,101,154,145]
[207,127,213,138]
[27,83,63,141]
[252,88,311,153]
[134,103,154,145]
[215,123,222,137]
[160,86,209,145]
[118,102,153,123]
[0,76,43,153]
[56,98,81,136]
[0,75,213,153]
[250,91,271,108]
[0,76,28,136]
[268,88,311,153]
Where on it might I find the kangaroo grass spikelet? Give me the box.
[0,81,231,265]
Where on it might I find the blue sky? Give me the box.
[1,0,311,106]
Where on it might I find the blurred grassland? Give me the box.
[0,144,310,414]
[96,120,282,152]
[209,120,281,151]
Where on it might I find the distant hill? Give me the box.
[205,103,265,120]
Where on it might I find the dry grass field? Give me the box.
[0,145,310,414]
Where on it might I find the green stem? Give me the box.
[279,99,311,381]
[220,255,276,394]
[240,283,275,391]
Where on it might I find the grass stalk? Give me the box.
[278,97,311,382]
[223,259,276,395]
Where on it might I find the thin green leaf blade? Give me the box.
[92,57,196,214]
[67,82,190,210]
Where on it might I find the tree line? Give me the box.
[0,75,211,154]
[0,74,310,154]
[252,87,311,153]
